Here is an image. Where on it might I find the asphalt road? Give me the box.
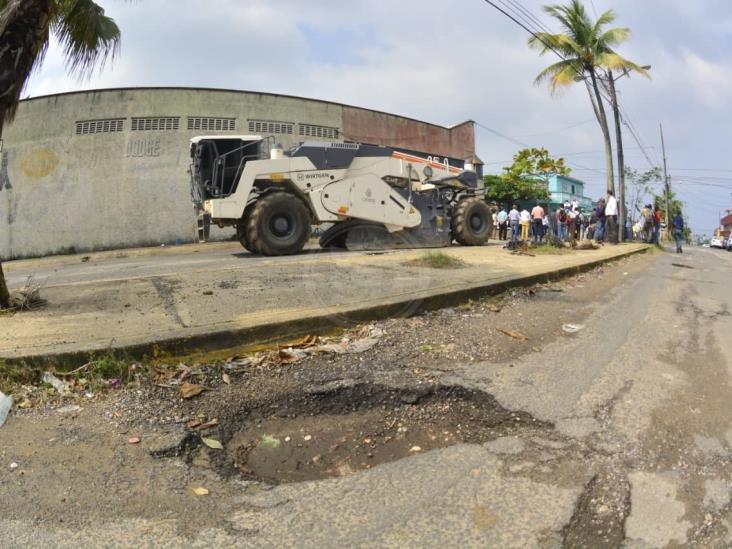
[2,246,732,547]
[4,242,336,289]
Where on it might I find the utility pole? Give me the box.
[660,123,670,240]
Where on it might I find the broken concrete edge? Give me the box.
[4,245,650,370]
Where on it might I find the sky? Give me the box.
[25,0,732,237]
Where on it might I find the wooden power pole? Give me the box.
[660,123,671,239]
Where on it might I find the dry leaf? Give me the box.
[222,373,231,385]
[291,335,318,348]
[202,437,223,450]
[277,349,305,364]
[179,383,206,399]
[187,419,202,429]
[497,328,529,341]
[127,437,141,444]
[192,486,209,496]
[197,418,219,430]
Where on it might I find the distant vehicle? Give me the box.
[725,237,732,251]
[710,236,724,248]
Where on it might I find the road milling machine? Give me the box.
[190,136,491,256]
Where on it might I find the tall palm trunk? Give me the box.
[0,0,53,308]
[0,0,53,118]
[0,117,8,309]
[607,70,625,242]
[588,67,615,194]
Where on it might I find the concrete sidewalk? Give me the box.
[1,242,649,363]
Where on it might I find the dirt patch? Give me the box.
[165,383,548,484]
[562,470,631,548]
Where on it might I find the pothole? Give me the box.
[171,382,549,484]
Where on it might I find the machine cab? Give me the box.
[189,135,267,205]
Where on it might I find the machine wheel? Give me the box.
[452,197,492,246]
[237,205,258,253]
[245,192,311,256]
[236,222,258,253]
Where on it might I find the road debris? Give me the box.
[198,419,219,430]
[127,437,141,444]
[497,328,529,341]
[8,276,46,311]
[191,486,209,496]
[179,383,206,399]
[202,437,223,450]
[562,323,586,334]
[9,462,18,470]
[0,392,12,428]
[57,404,82,414]
[42,372,69,394]
[259,435,281,449]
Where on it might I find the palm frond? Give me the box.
[529,32,582,59]
[0,0,24,33]
[534,59,582,94]
[594,9,617,29]
[597,27,630,47]
[598,52,651,79]
[52,0,121,78]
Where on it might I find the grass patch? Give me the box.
[0,359,41,395]
[406,251,466,269]
[531,244,573,255]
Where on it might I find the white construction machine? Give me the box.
[189,136,491,256]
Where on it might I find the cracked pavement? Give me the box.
[2,246,732,547]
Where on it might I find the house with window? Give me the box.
[544,174,595,211]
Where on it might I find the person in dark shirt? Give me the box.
[672,211,684,253]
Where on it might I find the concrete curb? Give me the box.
[8,245,650,368]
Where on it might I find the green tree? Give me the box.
[485,148,568,205]
[653,189,683,226]
[0,0,121,308]
[625,166,661,222]
[529,0,636,196]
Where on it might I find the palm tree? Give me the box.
[529,0,628,196]
[0,0,120,308]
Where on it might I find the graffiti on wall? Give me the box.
[126,138,161,158]
[0,151,11,190]
[20,148,59,178]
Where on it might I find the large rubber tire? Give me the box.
[236,222,258,253]
[237,205,258,253]
[245,192,311,256]
[452,197,492,246]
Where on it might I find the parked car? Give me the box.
[711,236,724,248]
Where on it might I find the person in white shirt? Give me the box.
[508,205,521,242]
[604,190,619,244]
[519,208,531,241]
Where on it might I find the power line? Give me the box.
[511,118,594,138]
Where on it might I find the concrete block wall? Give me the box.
[0,87,475,260]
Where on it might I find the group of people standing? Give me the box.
[492,190,622,245]
[636,204,662,244]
